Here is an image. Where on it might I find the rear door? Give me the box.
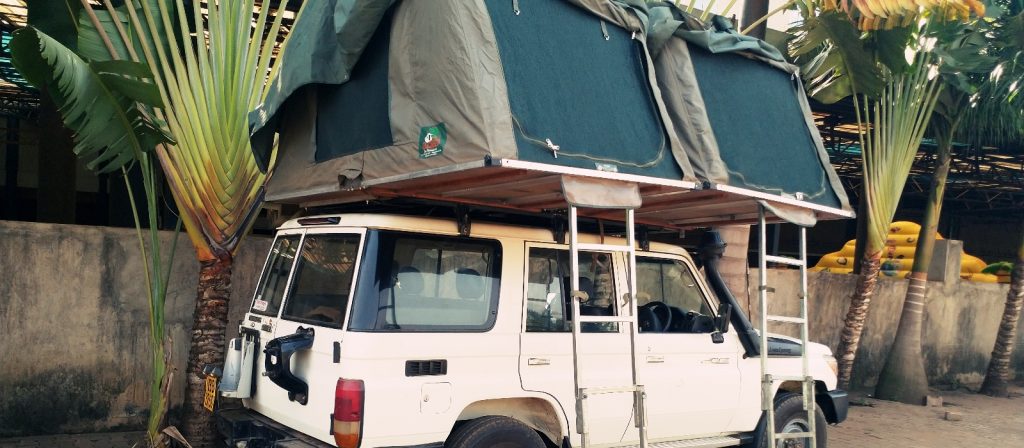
[247,228,365,444]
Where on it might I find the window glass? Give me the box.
[251,235,301,316]
[636,257,713,333]
[525,248,617,333]
[280,234,361,328]
[373,233,500,331]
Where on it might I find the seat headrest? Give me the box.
[455,268,485,299]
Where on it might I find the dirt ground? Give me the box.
[830,382,1024,448]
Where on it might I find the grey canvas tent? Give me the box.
[250,0,852,228]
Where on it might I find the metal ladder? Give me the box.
[568,205,648,448]
[757,206,816,448]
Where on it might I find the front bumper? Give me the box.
[816,389,849,424]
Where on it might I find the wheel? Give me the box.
[751,393,828,448]
[445,416,546,448]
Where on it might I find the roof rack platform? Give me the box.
[279,159,853,230]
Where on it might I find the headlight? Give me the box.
[824,355,839,376]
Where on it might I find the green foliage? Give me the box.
[788,10,887,103]
[25,0,81,50]
[77,0,174,64]
[10,27,172,173]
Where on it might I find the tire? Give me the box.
[752,393,828,448]
[445,416,546,448]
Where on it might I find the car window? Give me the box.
[525,248,617,333]
[349,232,501,332]
[280,234,361,328]
[251,235,301,317]
[636,257,714,333]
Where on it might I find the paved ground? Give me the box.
[1,383,1021,447]
[831,382,1024,448]
[0,431,145,448]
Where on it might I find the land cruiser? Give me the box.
[214,211,848,448]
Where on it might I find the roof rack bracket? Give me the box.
[455,205,472,237]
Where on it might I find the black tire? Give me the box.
[446,416,546,448]
[752,393,828,448]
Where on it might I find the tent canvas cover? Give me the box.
[250,0,852,228]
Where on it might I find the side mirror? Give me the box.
[715,303,732,333]
[711,304,732,344]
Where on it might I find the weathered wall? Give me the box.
[0,220,271,436]
[742,269,1024,391]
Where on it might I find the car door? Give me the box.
[635,255,742,439]
[519,245,638,446]
[249,228,365,443]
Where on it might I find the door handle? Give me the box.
[701,357,730,365]
[646,355,664,363]
[527,358,551,366]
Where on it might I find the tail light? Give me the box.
[333,378,364,448]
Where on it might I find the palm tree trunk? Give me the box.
[836,252,882,390]
[874,136,953,403]
[979,229,1024,397]
[182,255,233,447]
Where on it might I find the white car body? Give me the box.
[221,213,843,448]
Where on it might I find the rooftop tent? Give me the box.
[254,0,695,203]
[648,8,850,212]
[249,0,852,227]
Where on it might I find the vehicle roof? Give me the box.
[278,213,692,258]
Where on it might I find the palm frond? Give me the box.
[115,0,292,261]
[862,51,944,252]
[789,10,887,102]
[10,26,170,173]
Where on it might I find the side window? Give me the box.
[636,257,714,333]
[525,248,617,333]
[280,234,361,328]
[251,235,301,317]
[372,233,500,331]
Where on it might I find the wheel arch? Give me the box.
[774,381,843,424]
[454,396,567,445]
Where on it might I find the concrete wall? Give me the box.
[742,269,1024,391]
[0,220,271,437]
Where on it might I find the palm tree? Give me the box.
[875,18,1002,403]
[787,1,984,390]
[13,0,294,445]
[978,4,1024,396]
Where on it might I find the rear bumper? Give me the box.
[217,408,334,448]
[816,389,849,424]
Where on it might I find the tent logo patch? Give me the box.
[418,123,446,159]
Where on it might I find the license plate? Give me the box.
[203,375,217,412]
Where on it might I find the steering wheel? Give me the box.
[638,301,673,332]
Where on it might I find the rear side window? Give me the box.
[251,235,301,316]
[280,234,361,328]
[349,232,501,332]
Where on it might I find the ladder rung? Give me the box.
[774,432,815,440]
[581,385,642,396]
[765,255,805,266]
[766,315,806,324]
[764,374,814,382]
[575,242,634,253]
[577,315,635,324]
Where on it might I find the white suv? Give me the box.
[215,213,847,448]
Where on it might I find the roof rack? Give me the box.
[281,158,853,230]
